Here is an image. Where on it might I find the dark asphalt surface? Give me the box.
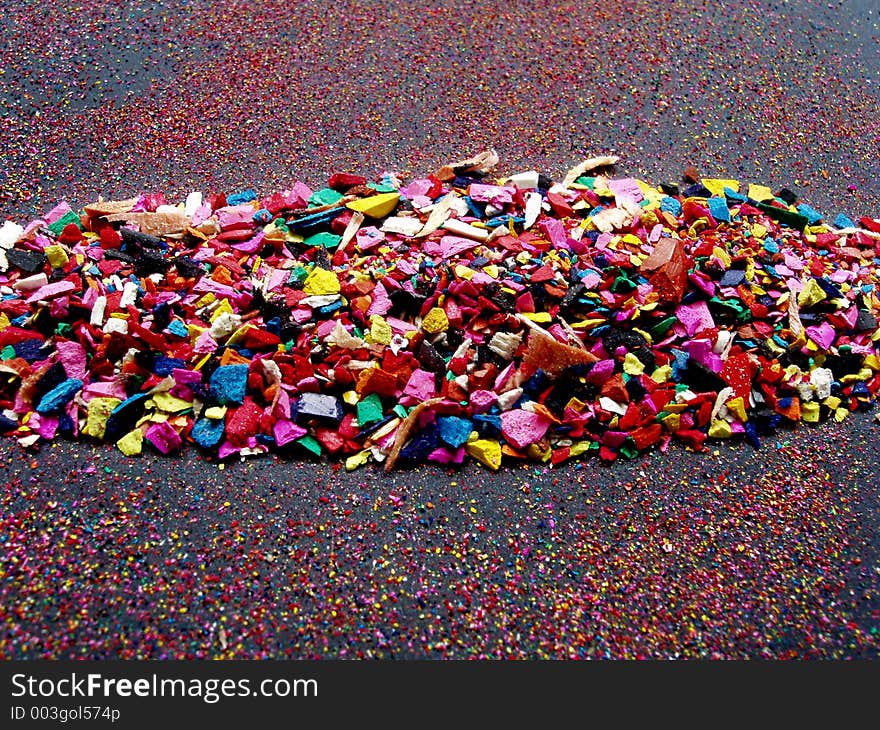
[2,418,879,659]
[0,0,879,658]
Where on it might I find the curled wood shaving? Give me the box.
[383,396,444,472]
[562,155,620,189]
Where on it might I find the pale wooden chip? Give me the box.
[384,396,444,472]
[103,209,189,236]
[415,193,455,238]
[562,155,620,188]
[83,197,139,217]
[516,319,598,379]
[435,149,500,181]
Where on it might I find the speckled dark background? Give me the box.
[0,0,878,658]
